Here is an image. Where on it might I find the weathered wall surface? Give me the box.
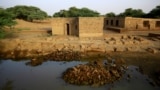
[52,17,104,37]
[51,18,78,36]
[52,17,160,37]
[124,17,141,30]
[78,17,104,37]
[125,17,160,30]
[104,17,125,29]
[105,17,160,31]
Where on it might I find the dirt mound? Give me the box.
[14,19,51,30]
[63,59,127,87]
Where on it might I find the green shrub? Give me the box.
[0,30,6,39]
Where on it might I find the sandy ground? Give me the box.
[14,19,52,30]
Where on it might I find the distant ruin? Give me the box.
[105,17,160,33]
[51,17,160,37]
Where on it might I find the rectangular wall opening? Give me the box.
[156,21,160,27]
[116,20,119,26]
[75,25,78,30]
[111,20,113,26]
[106,20,109,25]
[143,20,150,29]
[66,23,70,35]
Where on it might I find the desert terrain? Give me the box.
[0,19,160,87]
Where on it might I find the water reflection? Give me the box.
[112,66,159,90]
[1,80,14,90]
[25,58,43,67]
[0,60,159,90]
[0,60,2,65]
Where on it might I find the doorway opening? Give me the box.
[156,21,160,27]
[66,23,70,35]
[143,21,150,29]
[116,20,119,26]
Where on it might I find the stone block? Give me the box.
[46,37,53,41]
[115,41,123,45]
[107,40,116,45]
[55,44,64,51]
[114,47,125,52]
[121,35,127,39]
[105,46,114,52]
[147,48,158,54]
[133,40,140,45]
[126,46,141,52]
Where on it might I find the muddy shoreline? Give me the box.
[0,50,160,86]
[107,52,160,87]
[0,35,160,87]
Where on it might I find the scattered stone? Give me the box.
[105,46,115,52]
[26,58,43,66]
[55,44,64,51]
[107,40,116,45]
[80,45,86,49]
[133,40,140,45]
[0,35,159,59]
[114,47,125,52]
[110,37,116,41]
[115,41,123,45]
[114,47,117,52]
[127,35,133,40]
[147,48,158,54]
[46,37,52,41]
[134,36,144,42]
[121,35,127,39]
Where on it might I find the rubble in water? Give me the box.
[62,59,127,87]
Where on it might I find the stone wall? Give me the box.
[51,17,104,37]
[78,17,104,37]
[125,17,160,30]
[52,17,160,37]
[105,17,160,31]
[104,17,125,29]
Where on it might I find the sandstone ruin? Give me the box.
[105,17,160,33]
[52,17,160,37]
[51,17,104,37]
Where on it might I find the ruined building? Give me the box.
[51,17,160,37]
[104,17,160,32]
[51,17,104,37]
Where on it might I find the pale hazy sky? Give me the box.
[0,0,159,15]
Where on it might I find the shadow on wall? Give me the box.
[40,27,52,35]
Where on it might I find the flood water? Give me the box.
[0,59,160,90]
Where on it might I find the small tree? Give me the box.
[6,5,48,22]
[105,12,116,17]
[53,7,100,17]
[118,8,145,17]
[147,5,160,18]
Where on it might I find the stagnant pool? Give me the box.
[0,59,160,90]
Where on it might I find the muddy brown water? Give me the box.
[0,52,160,90]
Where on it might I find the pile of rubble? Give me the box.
[63,59,127,87]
